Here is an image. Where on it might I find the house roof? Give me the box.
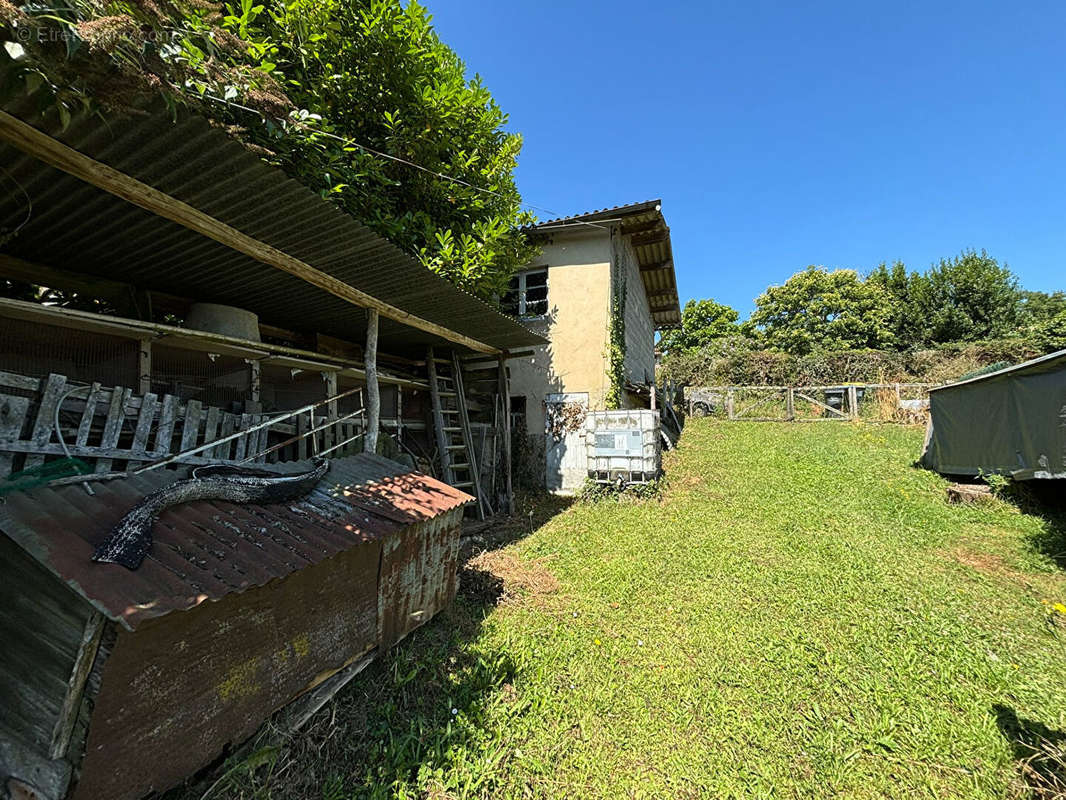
[531,201,682,328]
[0,454,471,630]
[0,87,545,356]
[929,349,1066,393]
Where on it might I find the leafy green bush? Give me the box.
[660,338,1042,387]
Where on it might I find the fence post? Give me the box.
[726,390,735,420]
[847,385,859,420]
[786,388,795,421]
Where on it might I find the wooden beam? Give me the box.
[639,259,672,272]
[0,297,427,388]
[50,612,106,759]
[629,230,668,247]
[0,252,188,316]
[364,309,380,454]
[0,110,501,355]
[619,219,664,236]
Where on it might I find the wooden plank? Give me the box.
[154,394,178,455]
[74,382,102,448]
[0,393,30,477]
[848,385,859,420]
[216,413,236,460]
[126,392,158,469]
[49,612,106,759]
[0,252,189,316]
[0,298,427,389]
[364,309,380,454]
[248,414,267,462]
[0,110,503,356]
[793,390,849,419]
[95,387,130,473]
[180,399,202,452]
[0,369,42,392]
[733,390,784,420]
[24,373,66,469]
[282,651,376,733]
[297,411,308,461]
[234,413,251,460]
[323,373,338,453]
[203,406,221,458]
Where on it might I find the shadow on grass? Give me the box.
[994,704,1066,799]
[170,494,572,800]
[461,490,574,560]
[1002,480,1066,570]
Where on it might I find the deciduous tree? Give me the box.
[749,267,893,355]
[658,298,740,354]
[0,0,537,297]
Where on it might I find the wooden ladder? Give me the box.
[427,347,486,519]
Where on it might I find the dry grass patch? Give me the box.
[466,549,560,607]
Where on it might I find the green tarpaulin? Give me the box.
[921,349,1066,480]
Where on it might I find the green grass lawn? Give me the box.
[199,420,1066,800]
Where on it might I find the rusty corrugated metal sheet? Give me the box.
[72,539,386,800]
[0,90,545,355]
[0,454,472,631]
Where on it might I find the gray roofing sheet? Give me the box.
[0,91,544,355]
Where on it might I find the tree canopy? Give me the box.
[658,298,740,354]
[0,0,536,296]
[664,249,1061,378]
[749,267,893,355]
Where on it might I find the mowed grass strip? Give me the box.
[197,420,1066,800]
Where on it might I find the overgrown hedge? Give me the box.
[659,336,1043,386]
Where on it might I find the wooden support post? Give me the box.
[847,385,859,420]
[50,612,105,759]
[786,387,795,421]
[323,372,337,452]
[498,356,514,515]
[396,386,403,444]
[650,381,657,411]
[364,309,380,455]
[138,339,152,396]
[726,390,735,420]
[247,358,262,414]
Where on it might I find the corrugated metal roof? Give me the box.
[533,200,664,227]
[531,200,682,328]
[929,349,1066,393]
[0,454,472,630]
[0,90,545,356]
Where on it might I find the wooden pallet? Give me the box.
[0,370,275,480]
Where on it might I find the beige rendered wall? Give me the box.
[507,229,613,435]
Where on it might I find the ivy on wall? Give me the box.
[605,264,627,410]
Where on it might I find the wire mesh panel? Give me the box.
[151,346,250,412]
[0,317,138,388]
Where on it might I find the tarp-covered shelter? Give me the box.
[920,349,1066,480]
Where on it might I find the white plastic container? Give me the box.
[585,409,661,485]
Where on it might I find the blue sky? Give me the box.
[429,1,1066,317]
